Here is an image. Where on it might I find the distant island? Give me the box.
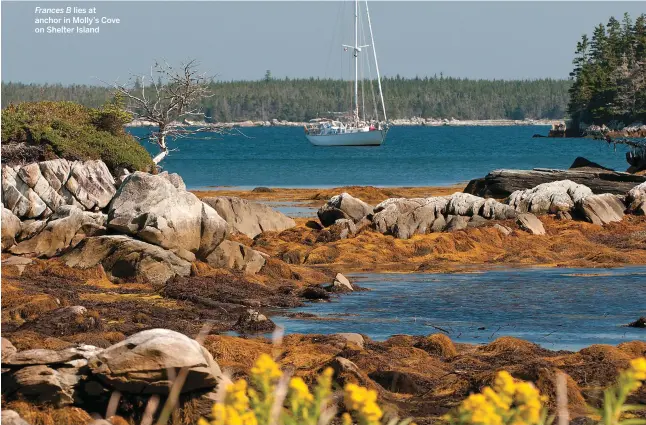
[1,77,571,123]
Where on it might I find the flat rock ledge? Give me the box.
[1,329,222,409]
[316,179,644,239]
[465,168,646,198]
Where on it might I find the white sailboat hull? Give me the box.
[306,129,386,146]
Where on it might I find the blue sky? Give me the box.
[2,1,645,84]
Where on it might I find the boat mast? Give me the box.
[365,0,387,123]
[353,0,359,124]
[343,0,369,124]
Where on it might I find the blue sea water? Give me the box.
[272,267,646,351]
[129,126,631,190]
[130,126,644,350]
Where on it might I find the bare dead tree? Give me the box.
[108,59,226,165]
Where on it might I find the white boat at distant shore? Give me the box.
[305,120,386,146]
[305,0,389,147]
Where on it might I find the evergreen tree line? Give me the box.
[568,13,646,127]
[2,77,571,122]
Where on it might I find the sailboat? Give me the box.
[305,0,389,146]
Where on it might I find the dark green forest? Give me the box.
[568,13,646,127]
[1,77,571,122]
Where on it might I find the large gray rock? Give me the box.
[158,171,186,190]
[2,165,48,218]
[626,182,646,215]
[325,273,353,292]
[2,346,100,367]
[328,218,357,240]
[2,338,17,362]
[2,160,116,219]
[445,192,516,219]
[445,193,485,216]
[64,160,117,211]
[3,364,79,406]
[516,213,546,235]
[336,333,365,349]
[17,219,47,242]
[62,235,191,285]
[372,198,427,234]
[1,410,31,425]
[234,309,276,333]
[2,208,21,251]
[575,193,625,225]
[372,197,448,239]
[108,172,227,260]
[203,196,295,238]
[506,180,592,215]
[205,240,266,275]
[494,224,513,236]
[88,329,222,394]
[480,198,518,220]
[370,194,514,239]
[318,193,374,227]
[444,215,470,232]
[9,205,106,257]
[465,168,645,198]
[1,256,33,276]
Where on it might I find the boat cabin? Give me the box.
[305,120,382,136]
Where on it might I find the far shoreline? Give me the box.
[191,184,468,204]
[128,117,560,128]
[190,182,469,191]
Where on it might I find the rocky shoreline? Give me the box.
[2,158,646,425]
[126,117,559,128]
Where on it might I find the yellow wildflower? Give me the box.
[344,383,383,424]
[290,377,314,402]
[482,386,510,411]
[225,379,250,412]
[250,353,283,381]
[494,371,516,397]
[240,411,258,425]
[342,412,353,425]
[629,357,646,381]
[460,393,503,425]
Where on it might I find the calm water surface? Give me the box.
[272,267,646,351]
[131,126,643,351]
[130,126,630,189]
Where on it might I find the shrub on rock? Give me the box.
[1,101,153,174]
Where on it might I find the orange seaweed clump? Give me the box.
[4,400,93,425]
